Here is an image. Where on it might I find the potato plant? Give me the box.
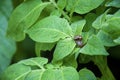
[0,0,120,80]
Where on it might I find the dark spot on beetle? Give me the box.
[74,35,84,48]
[74,35,82,41]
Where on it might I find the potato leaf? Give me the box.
[0,64,31,80]
[35,42,55,57]
[19,57,48,69]
[106,0,120,8]
[52,38,76,62]
[27,16,73,43]
[84,13,97,31]
[0,57,48,80]
[50,9,61,17]
[25,70,44,80]
[92,12,107,29]
[0,0,13,18]
[1,57,79,80]
[114,37,120,44]
[79,54,92,64]
[7,0,50,41]
[41,67,79,80]
[27,28,68,43]
[80,35,109,55]
[79,68,96,80]
[63,55,78,68]
[97,30,117,47]
[71,19,86,35]
[0,12,16,75]
[102,17,120,39]
[57,0,67,9]
[60,67,79,80]
[66,0,104,14]
[113,10,120,17]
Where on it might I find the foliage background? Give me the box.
[0,0,120,79]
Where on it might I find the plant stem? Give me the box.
[93,56,116,80]
[50,0,71,22]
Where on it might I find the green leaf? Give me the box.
[27,16,72,43]
[114,37,120,44]
[79,68,97,80]
[80,35,109,55]
[41,67,79,80]
[83,13,97,31]
[66,0,104,14]
[50,9,61,17]
[57,0,67,9]
[35,42,55,57]
[60,67,79,80]
[0,57,47,80]
[28,28,69,43]
[0,0,13,18]
[102,15,120,39]
[38,3,55,20]
[1,57,79,80]
[19,57,48,69]
[7,0,50,41]
[81,32,90,44]
[79,54,92,64]
[63,55,78,68]
[97,30,117,47]
[41,69,56,80]
[113,10,120,17]
[0,12,8,35]
[96,4,106,15]
[44,64,54,69]
[71,19,86,35]
[53,38,76,61]
[25,70,44,80]
[71,16,82,22]
[0,12,16,75]
[92,12,107,29]
[1,64,31,80]
[73,48,80,59]
[106,0,120,8]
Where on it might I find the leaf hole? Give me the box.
[41,45,56,63]
[77,59,102,78]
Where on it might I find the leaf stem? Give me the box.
[93,56,115,80]
[50,0,71,22]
